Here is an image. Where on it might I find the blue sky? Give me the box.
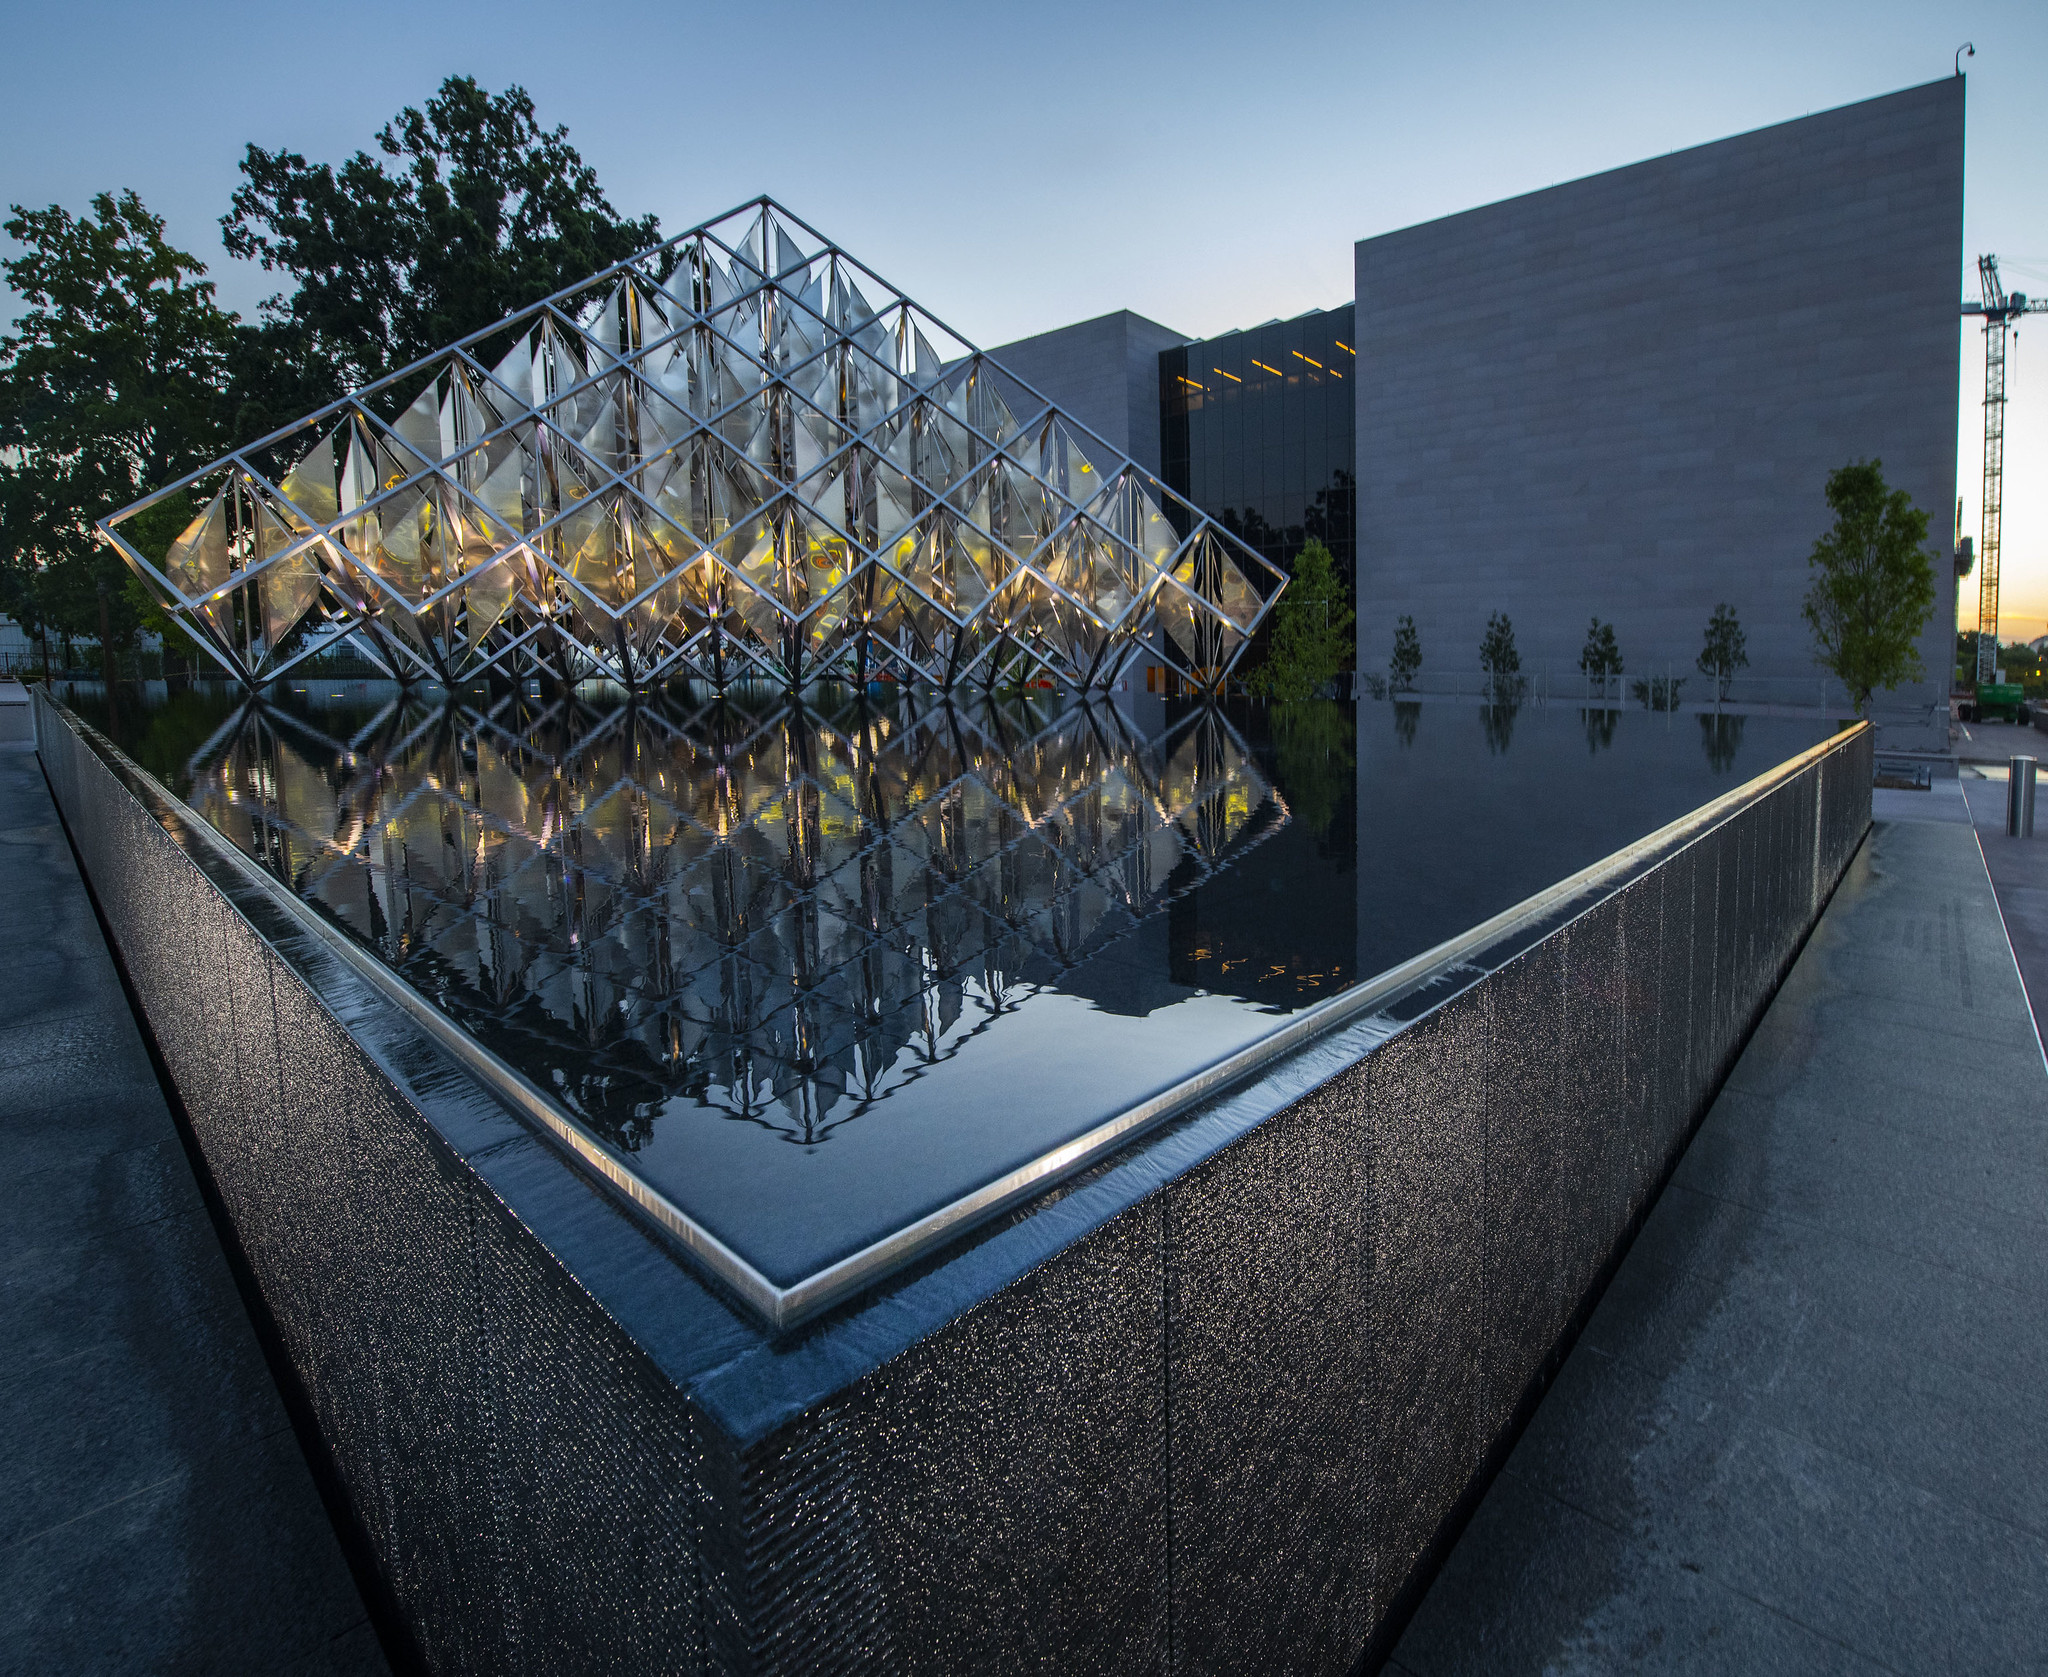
[3,0,2042,633]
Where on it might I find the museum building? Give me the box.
[60,70,1955,1677]
[992,77,1965,731]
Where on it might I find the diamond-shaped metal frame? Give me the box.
[100,199,1286,695]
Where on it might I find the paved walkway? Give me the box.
[0,739,388,1676]
[1959,765,2048,1044]
[1389,789,2048,1673]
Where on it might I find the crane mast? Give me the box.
[1964,256,2048,684]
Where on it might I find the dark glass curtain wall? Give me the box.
[1159,304,1356,594]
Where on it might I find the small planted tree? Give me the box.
[1578,617,1623,697]
[1697,604,1748,703]
[1245,538,1353,700]
[1389,614,1422,692]
[1479,611,1523,701]
[1802,460,1938,713]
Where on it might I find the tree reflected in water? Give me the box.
[1393,700,1420,748]
[1481,699,1520,756]
[1699,712,1747,774]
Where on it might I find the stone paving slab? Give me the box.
[1959,767,2048,1050]
[1389,804,2048,1675]
[0,740,389,1677]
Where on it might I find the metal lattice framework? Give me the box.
[100,199,1284,694]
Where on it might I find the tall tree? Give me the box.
[0,191,237,675]
[1246,539,1353,700]
[1802,460,1937,713]
[224,76,666,411]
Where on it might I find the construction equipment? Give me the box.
[1962,256,2048,684]
[1961,682,2029,726]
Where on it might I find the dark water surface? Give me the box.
[63,680,1832,1291]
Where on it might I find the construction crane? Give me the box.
[1962,256,2048,684]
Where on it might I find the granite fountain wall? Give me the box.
[34,687,1871,1674]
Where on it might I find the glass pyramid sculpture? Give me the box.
[101,199,1286,694]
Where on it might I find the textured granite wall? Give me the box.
[1354,80,1964,724]
[39,691,1869,1675]
[987,311,1190,476]
[726,723,1872,1676]
[35,697,734,1673]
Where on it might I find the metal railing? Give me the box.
[1358,664,1881,714]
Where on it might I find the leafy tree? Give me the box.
[224,76,667,409]
[1389,613,1421,692]
[1479,610,1523,699]
[1246,539,1353,700]
[1802,459,1937,713]
[1696,603,1748,702]
[0,191,237,677]
[1577,617,1623,696]
[0,472,74,674]
[1955,630,2037,689]
[121,490,203,678]
[1957,628,1988,685]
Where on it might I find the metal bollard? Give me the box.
[2009,756,2037,837]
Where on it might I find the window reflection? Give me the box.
[1159,304,1356,599]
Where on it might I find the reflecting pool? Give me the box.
[66,681,1835,1297]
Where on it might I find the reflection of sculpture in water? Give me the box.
[1698,712,1746,774]
[1581,706,1618,754]
[1392,700,1420,748]
[1481,698,1520,756]
[190,691,1282,1150]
